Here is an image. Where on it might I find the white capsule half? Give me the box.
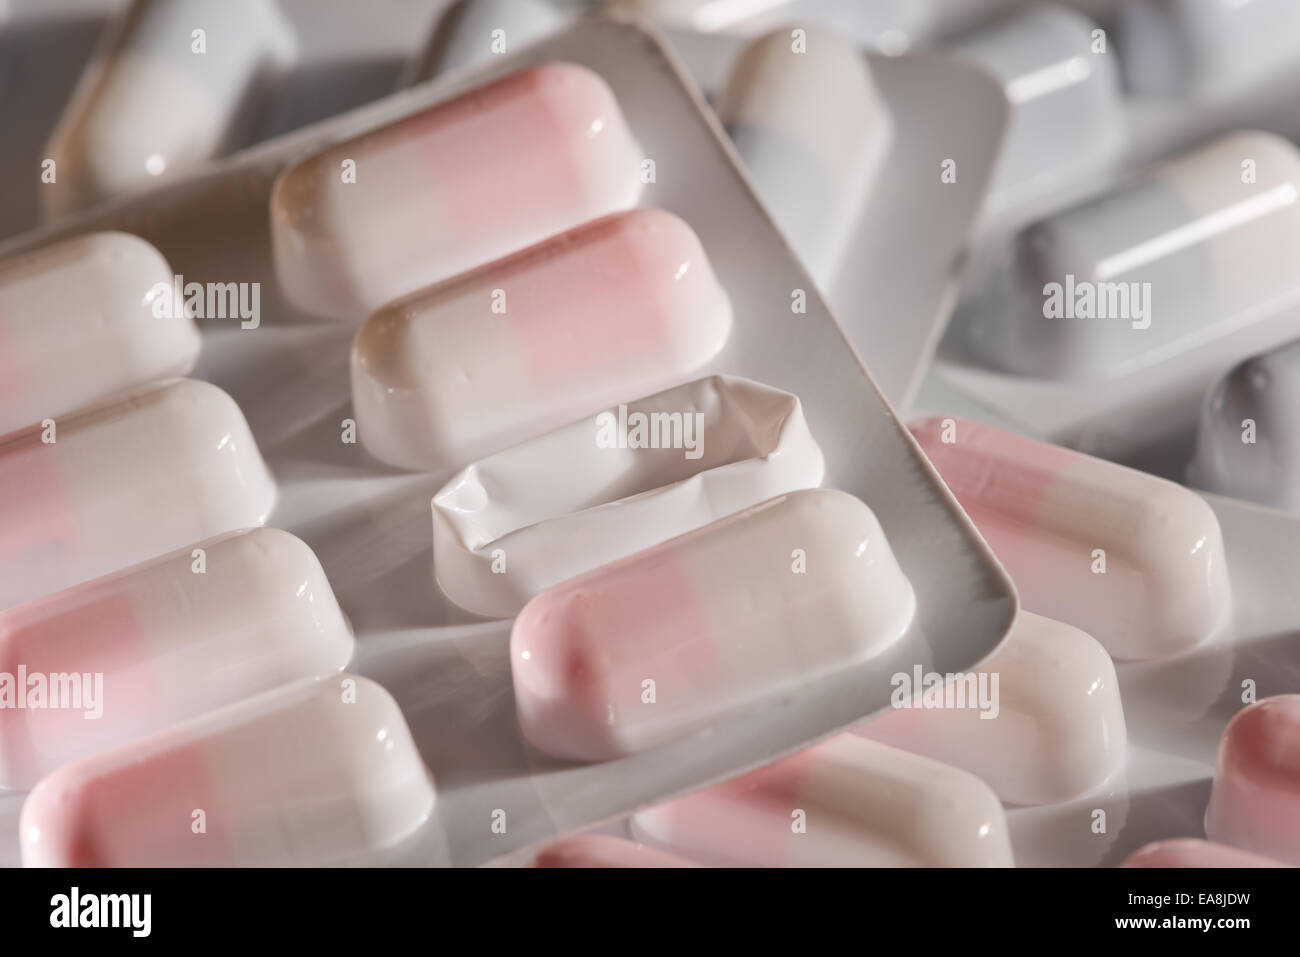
[0,378,276,609]
[20,675,434,867]
[433,375,823,618]
[631,734,1014,867]
[718,26,893,286]
[0,232,200,436]
[860,611,1127,805]
[43,0,297,215]
[0,527,353,789]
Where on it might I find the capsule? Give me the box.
[432,375,822,618]
[0,378,275,609]
[860,611,1126,805]
[954,5,1122,197]
[532,835,696,868]
[353,208,731,470]
[1117,0,1300,98]
[20,675,433,867]
[718,27,892,285]
[405,0,566,84]
[911,417,1231,660]
[511,488,915,762]
[630,735,1014,867]
[272,62,643,320]
[962,131,1300,378]
[1122,838,1288,869]
[0,527,352,789]
[1188,338,1300,512]
[1204,695,1300,865]
[0,232,200,436]
[42,0,296,215]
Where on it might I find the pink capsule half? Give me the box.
[1204,695,1300,864]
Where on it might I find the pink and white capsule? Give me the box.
[860,610,1126,805]
[352,208,732,470]
[511,488,915,762]
[0,527,353,790]
[631,734,1014,867]
[911,416,1230,660]
[0,379,276,609]
[272,62,643,319]
[20,675,433,867]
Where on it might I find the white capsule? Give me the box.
[1117,0,1300,98]
[272,62,643,320]
[0,232,200,436]
[631,734,1014,867]
[42,0,296,215]
[433,375,823,618]
[511,488,915,762]
[911,417,1231,660]
[0,378,276,609]
[405,0,567,84]
[1189,338,1300,513]
[352,209,731,471]
[718,26,893,286]
[955,5,1122,196]
[20,675,434,867]
[0,527,353,789]
[861,611,1127,805]
[962,131,1300,379]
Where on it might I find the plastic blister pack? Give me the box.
[4,0,1300,877]
[0,14,1015,867]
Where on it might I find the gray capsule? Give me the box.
[960,131,1300,380]
[1189,338,1300,512]
[1117,0,1300,98]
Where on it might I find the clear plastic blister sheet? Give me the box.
[0,18,1015,867]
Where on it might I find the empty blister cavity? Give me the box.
[630,734,1013,867]
[0,378,276,609]
[43,0,297,215]
[718,26,893,285]
[532,834,695,868]
[1117,0,1300,98]
[352,209,732,470]
[911,417,1231,660]
[860,611,1126,805]
[0,527,353,789]
[0,232,200,436]
[511,488,915,762]
[272,62,643,319]
[961,131,1300,379]
[432,375,823,618]
[1204,695,1300,865]
[954,5,1121,196]
[1122,838,1288,869]
[19,675,433,867]
[405,0,567,84]
[1189,338,1300,512]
